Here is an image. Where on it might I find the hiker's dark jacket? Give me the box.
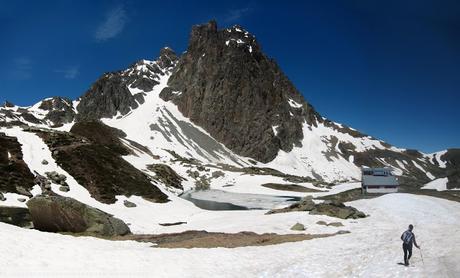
[401,230,418,247]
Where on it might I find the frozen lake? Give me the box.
[181,189,301,210]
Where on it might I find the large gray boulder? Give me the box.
[26,195,130,236]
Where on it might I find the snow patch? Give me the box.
[287,98,303,109]
[272,125,279,136]
[422,178,449,191]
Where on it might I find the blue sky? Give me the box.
[0,0,459,152]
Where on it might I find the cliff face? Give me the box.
[162,21,320,163]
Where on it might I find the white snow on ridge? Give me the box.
[287,98,303,109]
[426,150,448,168]
[272,125,279,136]
[412,160,435,179]
[395,160,407,171]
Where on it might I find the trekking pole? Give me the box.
[419,248,425,266]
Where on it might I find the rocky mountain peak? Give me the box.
[162,20,321,163]
[76,47,178,121]
[187,20,258,57]
[158,47,178,69]
[3,101,15,108]
[37,97,75,126]
[38,97,72,111]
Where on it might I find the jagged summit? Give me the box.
[163,20,319,163]
[158,47,178,69]
[187,20,259,55]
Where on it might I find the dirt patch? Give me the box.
[117,230,349,248]
[261,183,322,193]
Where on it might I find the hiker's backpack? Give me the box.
[402,231,413,244]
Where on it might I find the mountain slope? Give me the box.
[0,20,458,192]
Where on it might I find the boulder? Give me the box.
[0,206,33,228]
[316,220,343,227]
[15,186,32,198]
[45,171,67,184]
[0,192,5,201]
[267,198,366,220]
[290,223,306,231]
[41,159,49,165]
[26,195,131,236]
[328,222,344,227]
[123,200,137,208]
[310,201,366,219]
[266,196,315,214]
[211,171,225,179]
[59,185,70,192]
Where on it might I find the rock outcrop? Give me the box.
[309,201,366,219]
[266,196,316,214]
[442,149,460,189]
[290,223,306,231]
[76,48,178,121]
[0,133,35,195]
[27,195,131,236]
[147,164,184,190]
[38,97,76,126]
[267,197,366,219]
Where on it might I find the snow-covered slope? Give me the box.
[1,193,459,277]
[101,69,249,167]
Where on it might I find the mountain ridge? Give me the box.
[1,20,459,192]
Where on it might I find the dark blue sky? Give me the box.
[1,0,459,152]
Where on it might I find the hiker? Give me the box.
[400,224,420,266]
